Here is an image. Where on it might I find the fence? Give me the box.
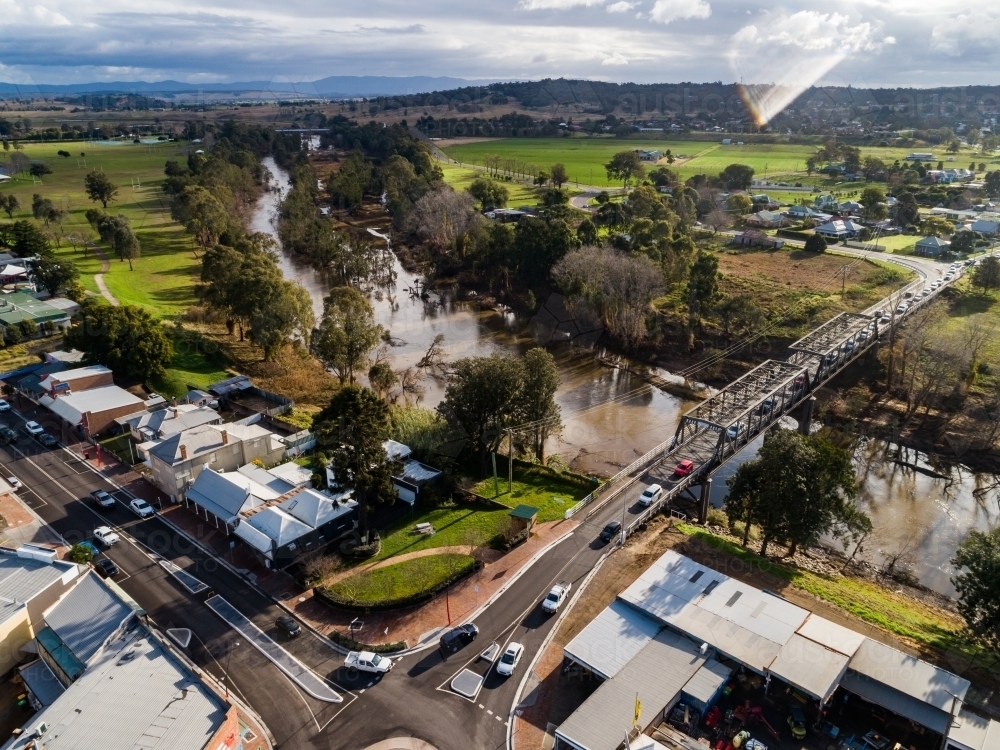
[564,434,677,520]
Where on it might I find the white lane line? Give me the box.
[487,710,493,716]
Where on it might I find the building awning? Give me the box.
[682,659,732,707]
[768,633,849,702]
[0,265,26,277]
[509,504,539,521]
[19,659,65,707]
[840,669,953,735]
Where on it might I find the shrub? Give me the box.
[328,630,407,654]
[68,543,94,564]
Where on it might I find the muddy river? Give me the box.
[254,157,999,597]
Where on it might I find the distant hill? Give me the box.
[0,75,497,98]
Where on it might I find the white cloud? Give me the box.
[931,13,1000,55]
[650,0,710,24]
[602,51,628,65]
[731,11,887,54]
[606,1,634,12]
[519,0,606,9]
[32,4,69,25]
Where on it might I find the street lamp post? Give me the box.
[224,640,240,699]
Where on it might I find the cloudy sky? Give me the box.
[0,0,996,88]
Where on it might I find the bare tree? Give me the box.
[417,333,446,369]
[552,245,665,350]
[408,186,484,254]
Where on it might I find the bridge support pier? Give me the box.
[799,397,816,436]
[698,478,713,525]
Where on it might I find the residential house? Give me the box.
[38,365,112,394]
[40,385,147,436]
[732,230,785,249]
[971,219,1000,236]
[0,293,74,339]
[744,210,786,229]
[184,389,217,407]
[120,403,222,443]
[914,236,952,257]
[380,440,443,505]
[0,547,80,677]
[785,205,831,222]
[234,487,357,568]
[633,149,660,161]
[814,219,863,240]
[814,194,838,209]
[149,423,288,501]
[837,200,863,215]
[10,571,236,750]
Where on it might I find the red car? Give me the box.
[673,459,695,478]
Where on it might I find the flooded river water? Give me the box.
[254,157,999,597]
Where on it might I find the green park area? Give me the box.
[438,163,545,206]
[0,141,229,396]
[440,137,995,188]
[323,553,477,609]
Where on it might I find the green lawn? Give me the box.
[438,163,545,207]
[325,553,476,606]
[677,524,974,661]
[472,463,596,522]
[373,503,513,562]
[1,141,200,317]
[440,137,997,188]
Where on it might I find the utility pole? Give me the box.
[508,428,513,494]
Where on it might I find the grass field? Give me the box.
[438,163,545,206]
[372,503,512,562]
[439,137,995,188]
[1,140,200,316]
[325,553,476,606]
[472,463,595,522]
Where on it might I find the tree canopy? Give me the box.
[605,150,645,189]
[952,527,1000,656]
[725,430,868,558]
[84,170,119,208]
[64,302,174,382]
[311,286,384,384]
[468,176,509,210]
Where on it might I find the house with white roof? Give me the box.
[39,385,146,436]
[815,218,863,240]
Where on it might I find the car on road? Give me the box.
[599,520,621,544]
[0,427,17,444]
[129,498,155,518]
[496,642,524,677]
[842,340,855,354]
[794,373,807,390]
[873,309,884,319]
[93,526,120,546]
[895,303,908,315]
[276,615,301,638]
[345,651,392,673]
[672,459,695,478]
[944,273,954,281]
[38,433,57,448]
[5,476,20,490]
[92,490,115,509]
[931,281,941,289]
[638,483,662,507]
[542,581,571,614]
[0,399,10,413]
[756,396,775,415]
[726,422,745,441]
[904,290,914,299]
[21,421,43,437]
[439,624,479,653]
[93,558,119,578]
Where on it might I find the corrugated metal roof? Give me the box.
[19,659,65,707]
[848,638,969,712]
[233,521,273,556]
[767,632,849,701]
[840,669,952,735]
[244,506,312,547]
[45,572,134,664]
[795,613,866,658]
[948,708,999,750]
[556,628,705,750]
[398,459,442,485]
[278,489,356,529]
[238,464,296,493]
[4,628,228,750]
[617,551,808,673]
[0,552,75,626]
[267,462,313,488]
[41,386,144,425]
[185,468,269,522]
[563,600,662,680]
[681,659,731,706]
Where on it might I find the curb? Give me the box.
[390,523,579,658]
[507,544,615,750]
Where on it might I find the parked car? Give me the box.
[439,624,479,653]
[5,476,20,489]
[276,615,301,638]
[92,490,115,509]
[93,526,120,546]
[638,483,662,507]
[496,642,524,677]
[599,520,621,544]
[38,433,57,448]
[21,421,43,437]
[0,399,10,413]
[0,427,16,444]
[129,498,154,518]
[672,459,695,478]
[541,581,571,614]
[344,651,392,673]
[93,558,119,578]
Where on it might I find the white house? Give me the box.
[815,219,863,240]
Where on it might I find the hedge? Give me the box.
[328,629,407,654]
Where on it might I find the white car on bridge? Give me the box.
[638,484,662,507]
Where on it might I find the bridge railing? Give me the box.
[564,434,677,520]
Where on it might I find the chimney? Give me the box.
[221,430,228,445]
[179,445,187,460]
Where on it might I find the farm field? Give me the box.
[439,137,994,188]
[437,163,544,206]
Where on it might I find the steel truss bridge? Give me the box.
[566,262,965,539]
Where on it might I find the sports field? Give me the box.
[439,137,990,188]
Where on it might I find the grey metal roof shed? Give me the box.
[563,599,662,680]
[555,628,706,750]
